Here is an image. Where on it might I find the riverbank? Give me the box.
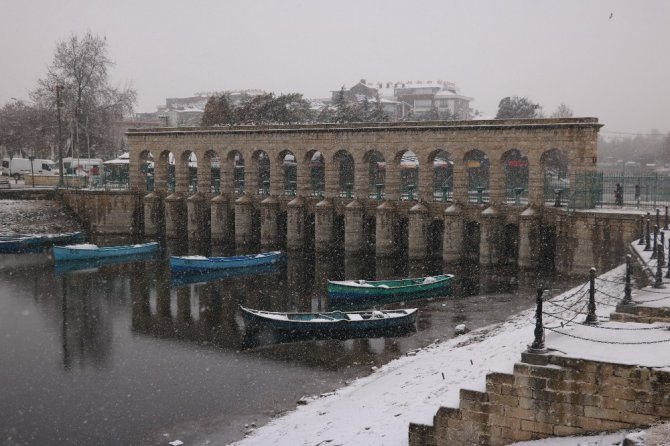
[222,259,670,446]
[0,197,81,234]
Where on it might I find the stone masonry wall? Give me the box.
[409,352,670,446]
[59,190,143,235]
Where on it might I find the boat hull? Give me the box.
[53,242,160,261]
[170,251,284,273]
[0,232,84,254]
[327,274,454,308]
[240,306,417,335]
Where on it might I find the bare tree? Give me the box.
[31,32,136,160]
[550,103,574,118]
[0,100,53,159]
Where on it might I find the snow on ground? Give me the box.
[232,233,670,446]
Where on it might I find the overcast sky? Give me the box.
[1,0,669,136]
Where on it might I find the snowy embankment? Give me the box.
[231,261,669,446]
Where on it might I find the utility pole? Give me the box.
[56,84,64,187]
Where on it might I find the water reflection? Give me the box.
[0,242,582,445]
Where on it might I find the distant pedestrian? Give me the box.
[615,183,624,206]
[635,184,641,204]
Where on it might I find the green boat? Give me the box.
[327,273,454,308]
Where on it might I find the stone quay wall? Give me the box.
[58,189,143,235]
[409,352,670,446]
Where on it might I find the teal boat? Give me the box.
[327,273,454,307]
[53,242,160,261]
[240,306,417,336]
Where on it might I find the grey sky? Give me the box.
[1,0,669,136]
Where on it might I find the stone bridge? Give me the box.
[125,118,615,273]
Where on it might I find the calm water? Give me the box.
[0,243,581,446]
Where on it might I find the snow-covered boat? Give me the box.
[0,231,84,254]
[52,241,160,261]
[327,274,454,307]
[240,306,418,335]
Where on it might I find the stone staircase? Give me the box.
[409,349,670,445]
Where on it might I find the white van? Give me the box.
[1,157,58,179]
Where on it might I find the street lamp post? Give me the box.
[56,84,64,188]
[28,155,35,188]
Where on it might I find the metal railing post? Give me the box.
[622,254,633,306]
[584,267,598,325]
[660,232,666,268]
[652,225,659,259]
[654,251,666,289]
[645,215,652,251]
[528,287,547,353]
[638,215,645,245]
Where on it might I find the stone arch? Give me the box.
[252,150,270,196]
[500,223,519,264]
[155,150,175,193]
[394,149,418,201]
[501,149,529,205]
[364,150,385,200]
[463,220,481,261]
[333,150,354,198]
[463,149,490,204]
[305,149,325,197]
[541,149,570,206]
[277,150,296,196]
[203,149,220,193]
[220,150,243,195]
[138,149,153,191]
[176,150,197,193]
[429,149,453,202]
[427,219,444,258]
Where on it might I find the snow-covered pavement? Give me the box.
[230,239,670,446]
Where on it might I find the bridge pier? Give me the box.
[210,194,234,247]
[234,194,255,250]
[408,202,429,260]
[443,204,464,264]
[164,192,187,239]
[344,200,365,256]
[286,197,306,251]
[315,199,334,254]
[143,191,164,237]
[518,207,540,271]
[479,207,502,267]
[260,196,280,250]
[187,193,209,242]
[375,201,396,257]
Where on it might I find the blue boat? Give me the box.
[0,231,84,254]
[53,241,160,261]
[240,306,418,336]
[170,251,284,274]
[171,263,281,287]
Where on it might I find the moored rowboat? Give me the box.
[240,306,418,335]
[327,273,454,307]
[170,251,284,274]
[53,241,160,261]
[0,231,84,254]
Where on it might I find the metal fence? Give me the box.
[569,172,670,211]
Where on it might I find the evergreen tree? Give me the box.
[495,96,542,119]
[369,95,389,122]
[201,95,220,126]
